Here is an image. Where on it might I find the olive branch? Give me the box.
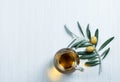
[64,22,114,74]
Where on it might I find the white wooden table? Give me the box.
[0,0,120,82]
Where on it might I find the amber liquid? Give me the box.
[59,52,75,70]
[54,48,80,73]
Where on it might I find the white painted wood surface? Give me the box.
[0,0,120,82]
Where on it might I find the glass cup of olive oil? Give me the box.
[54,48,83,74]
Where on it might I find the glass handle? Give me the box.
[75,66,84,72]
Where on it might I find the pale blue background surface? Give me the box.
[0,0,120,82]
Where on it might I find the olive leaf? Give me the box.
[98,37,114,51]
[101,48,110,59]
[86,24,91,40]
[71,39,85,48]
[80,53,97,59]
[64,25,77,38]
[86,60,99,64]
[85,61,100,67]
[67,38,77,48]
[76,40,89,48]
[77,22,85,37]
[88,56,98,61]
[95,29,99,47]
[77,51,88,55]
[80,43,92,47]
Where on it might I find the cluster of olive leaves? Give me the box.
[64,22,114,74]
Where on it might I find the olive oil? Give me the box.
[54,48,80,73]
[59,53,75,70]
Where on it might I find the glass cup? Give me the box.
[54,48,83,74]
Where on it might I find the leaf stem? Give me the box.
[95,50,102,75]
[75,66,84,72]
